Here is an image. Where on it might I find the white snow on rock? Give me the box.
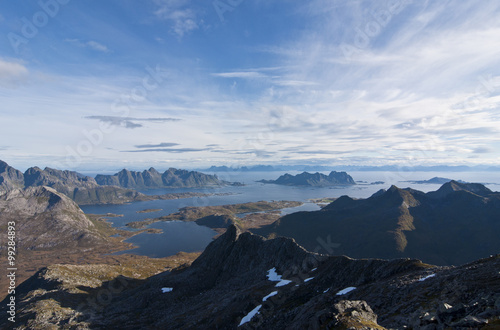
[419,274,436,282]
[267,267,281,281]
[336,287,356,295]
[275,279,293,287]
[239,304,262,326]
[304,277,314,282]
[323,288,330,293]
[262,291,278,302]
[267,267,292,287]
[161,287,173,293]
[311,268,317,272]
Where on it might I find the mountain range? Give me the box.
[258,171,356,186]
[2,225,498,329]
[0,161,150,205]
[95,167,241,189]
[255,181,500,266]
[0,161,239,205]
[203,164,500,172]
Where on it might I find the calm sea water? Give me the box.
[81,171,500,258]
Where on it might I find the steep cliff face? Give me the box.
[7,225,497,329]
[0,186,104,250]
[95,167,231,188]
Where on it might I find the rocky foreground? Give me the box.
[2,225,499,329]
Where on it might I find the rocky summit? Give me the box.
[2,225,499,329]
[259,171,356,186]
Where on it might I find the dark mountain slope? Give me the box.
[255,181,500,265]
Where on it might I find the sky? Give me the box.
[1,0,500,171]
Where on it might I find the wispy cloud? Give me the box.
[123,148,210,153]
[212,71,267,79]
[0,58,29,88]
[86,40,110,53]
[153,0,200,37]
[135,142,180,148]
[85,116,181,129]
[65,39,110,53]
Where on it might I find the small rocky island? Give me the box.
[258,171,356,186]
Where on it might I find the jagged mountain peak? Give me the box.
[0,160,24,192]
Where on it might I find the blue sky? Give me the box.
[1,0,500,171]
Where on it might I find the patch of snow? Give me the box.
[267,267,292,287]
[304,277,314,282]
[323,288,330,293]
[419,274,436,282]
[239,304,262,326]
[262,291,278,302]
[311,268,317,272]
[161,287,173,293]
[336,287,356,295]
[267,267,281,281]
[275,279,292,287]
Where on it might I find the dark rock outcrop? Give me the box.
[259,171,356,186]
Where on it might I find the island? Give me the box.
[125,200,303,232]
[258,171,356,186]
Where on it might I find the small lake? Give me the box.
[81,170,500,258]
[114,221,217,258]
